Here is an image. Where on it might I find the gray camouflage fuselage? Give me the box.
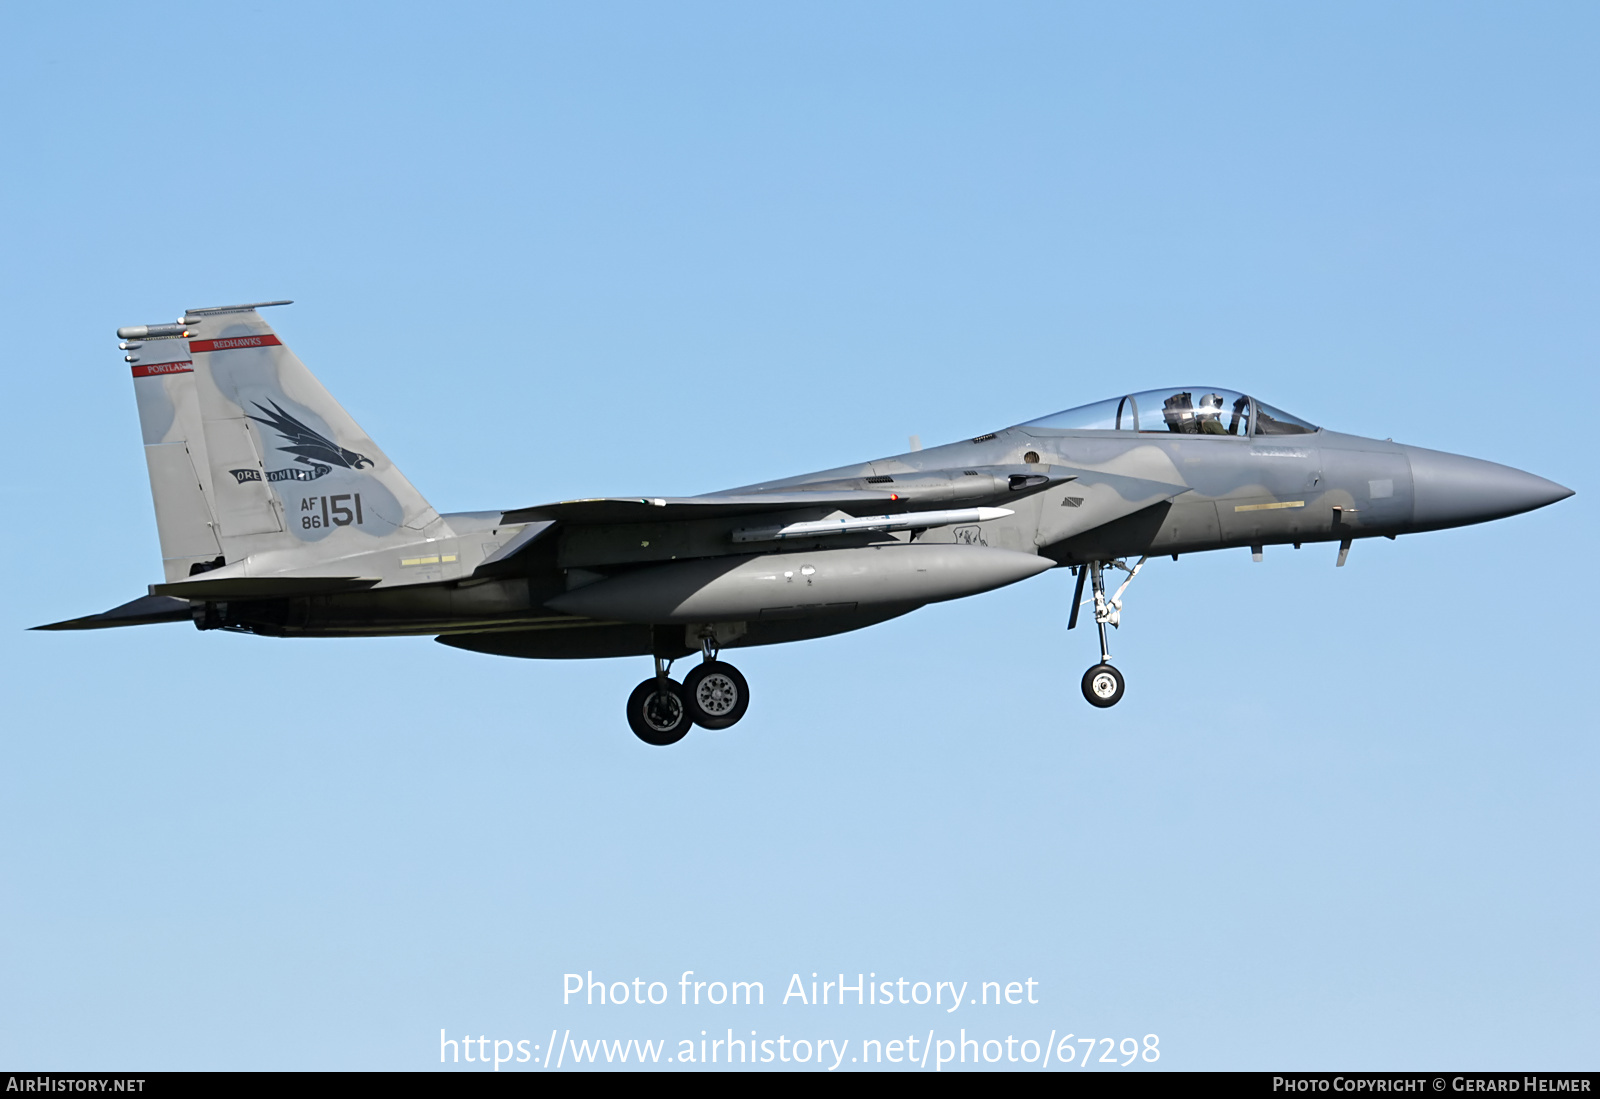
[148,413,1570,658]
[42,308,1572,677]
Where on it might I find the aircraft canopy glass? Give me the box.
[1252,400,1318,436]
[1022,388,1316,436]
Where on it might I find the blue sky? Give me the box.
[1,1,1594,1071]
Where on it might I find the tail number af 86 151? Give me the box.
[301,493,364,529]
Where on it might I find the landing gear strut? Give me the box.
[626,632,751,745]
[1071,557,1146,709]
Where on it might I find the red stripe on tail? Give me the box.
[189,335,282,353]
[131,361,194,378]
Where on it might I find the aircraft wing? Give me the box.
[499,490,903,525]
[485,473,1081,571]
[500,467,1078,525]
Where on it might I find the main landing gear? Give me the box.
[626,660,690,746]
[1069,556,1146,709]
[626,634,750,746]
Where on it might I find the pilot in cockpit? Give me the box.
[1197,393,1229,435]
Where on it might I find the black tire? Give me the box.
[682,661,750,729]
[1081,663,1125,708]
[626,678,691,745]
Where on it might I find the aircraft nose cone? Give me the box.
[1403,445,1573,530]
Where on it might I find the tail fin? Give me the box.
[122,301,441,580]
[126,330,224,582]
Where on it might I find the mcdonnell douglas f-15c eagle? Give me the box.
[38,301,1573,745]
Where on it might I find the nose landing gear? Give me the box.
[626,632,751,745]
[1070,556,1146,709]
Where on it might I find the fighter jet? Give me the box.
[38,301,1573,745]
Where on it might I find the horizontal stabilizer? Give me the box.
[149,575,380,599]
[500,491,904,525]
[32,594,192,631]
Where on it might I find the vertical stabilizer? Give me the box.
[119,302,443,576]
[126,332,223,582]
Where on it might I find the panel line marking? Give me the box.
[1233,500,1306,512]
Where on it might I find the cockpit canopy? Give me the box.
[1022,387,1316,437]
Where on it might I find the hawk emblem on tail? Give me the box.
[247,400,374,470]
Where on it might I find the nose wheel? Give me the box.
[1081,663,1125,708]
[1069,557,1147,709]
[626,638,751,744]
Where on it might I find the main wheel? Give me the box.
[626,678,691,745]
[1081,663,1125,708]
[682,661,750,729]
